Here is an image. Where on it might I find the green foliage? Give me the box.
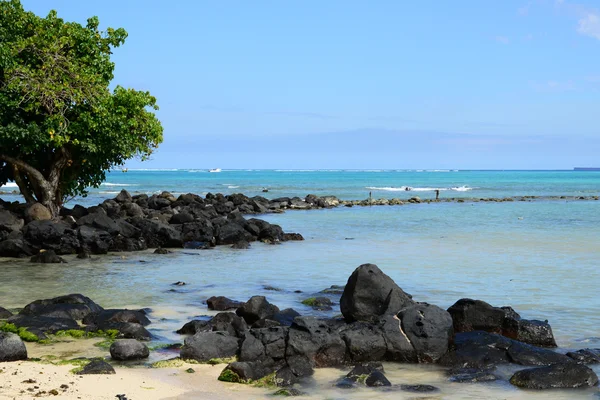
[0,321,40,342]
[94,339,114,349]
[0,0,163,207]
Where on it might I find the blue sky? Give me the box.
[22,0,600,169]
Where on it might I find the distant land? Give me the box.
[574,167,600,171]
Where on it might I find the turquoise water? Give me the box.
[1,170,599,398]
[3,169,598,207]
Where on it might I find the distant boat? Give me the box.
[209,168,222,173]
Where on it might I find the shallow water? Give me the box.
[1,171,600,398]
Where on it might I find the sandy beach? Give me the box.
[0,361,270,400]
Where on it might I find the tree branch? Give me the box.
[11,165,36,203]
[0,154,47,185]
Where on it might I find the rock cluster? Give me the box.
[0,190,306,258]
[2,293,152,341]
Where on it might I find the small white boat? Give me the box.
[209,168,222,173]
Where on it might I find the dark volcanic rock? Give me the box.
[448,367,498,383]
[220,361,277,383]
[83,309,151,327]
[272,309,301,326]
[109,339,149,361]
[447,298,506,333]
[215,223,253,245]
[400,384,439,393]
[439,331,572,369]
[0,238,34,258]
[176,320,210,335]
[510,363,599,389]
[154,247,172,254]
[207,296,244,311]
[0,306,13,319]
[180,331,239,362]
[0,209,24,233]
[378,315,417,362]
[236,296,280,325]
[396,303,453,363]
[285,317,346,367]
[566,349,600,364]
[115,190,132,203]
[231,240,250,249]
[7,314,79,338]
[447,298,557,347]
[365,370,391,387]
[30,250,66,263]
[0,332,27,361]
[20,294,103,320]
[341,322,387,362]
[79,359,116,375]
[131,218,182,248]
[340,263,414,323]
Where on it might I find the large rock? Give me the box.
[109,339,149,361]
[24,203,52,222]
[115,190,133,203]
[20,294,103,320]
[396,303,453,363]
[131,218,182,248]
[0,209,24,232]
[0,332,27,362]
[76,212,120,235]
[180,331,239,362]
[30,250,66,263]
[83,309,150,327]
[0,238,34,258]
[77,225,112,254]
[0,306,13,319]
[79,359,116,375]
[181,219,214,243]
[285,317,346,367]
[566,349,600,364]
[207,296,244,311]
[340,264,414,323]
[439,331,573,369]
[178,313,248,338]
[23,220,79,254]
[215,222,253,245]
[236,296,280,325]
[510,363,598,389]
[7,314,79,338]
[447,298,556,347]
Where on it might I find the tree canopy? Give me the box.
[0,0,163,215]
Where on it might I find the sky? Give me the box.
[21,0,600,169]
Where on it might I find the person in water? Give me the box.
[405,186,411,191]
[435,189,440,200]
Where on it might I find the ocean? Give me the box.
[1,169,599,398]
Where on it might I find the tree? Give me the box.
[0,0,163,216]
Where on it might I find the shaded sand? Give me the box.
[0,361,271,400]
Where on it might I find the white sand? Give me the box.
[0,361,271,400]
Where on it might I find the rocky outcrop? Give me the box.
[340,264,413,323]
[0,306,13,319]
[0,190,305,257]
[447,298,557,347]
[20,294,103,320]
[236,296,280,325]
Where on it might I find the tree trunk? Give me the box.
[0,154,62,218]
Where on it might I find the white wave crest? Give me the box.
[367,186,473,192]
[101,182,137,187]
[227,185,240,189]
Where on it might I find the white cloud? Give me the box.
[577,12,600,40]
[530,80,575,91]
[494,35,510,44]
